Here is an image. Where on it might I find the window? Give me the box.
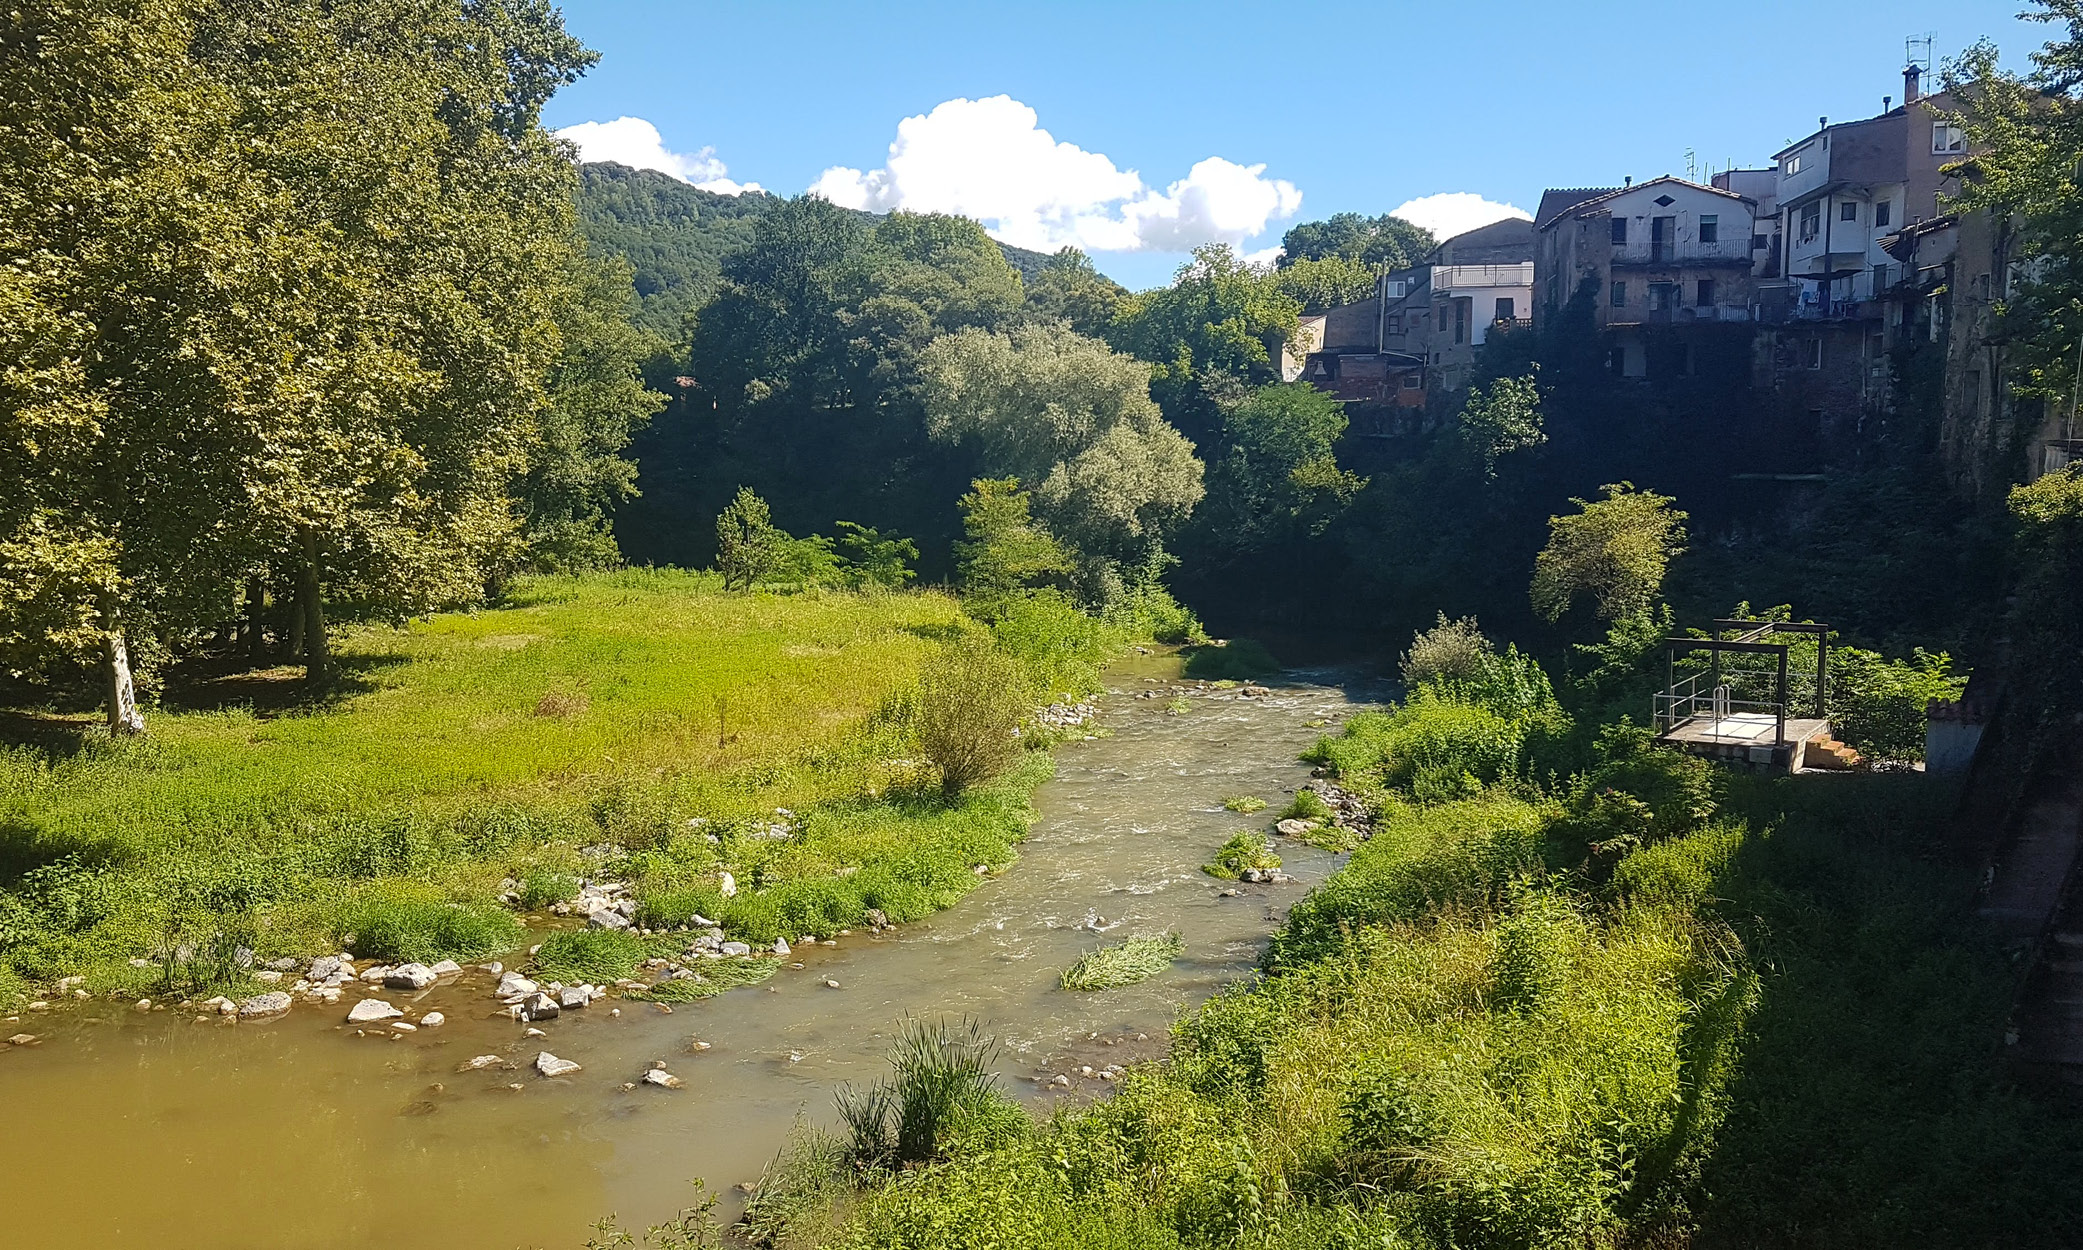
[1799,202,1821,241]
[1840,201,1859,223]
[1751,233,1769,250]
[1650,282,1675,312]
[1874,200,1892,227]
[1871,264,1889,293]
[1808,338,1824,370]
[1611,217,1628,245]
[1610,280,1627,308]
[1384,279,1407,299]
[1385,314,1403,334]
[1696,279,1716,307]
[1401,372,1421,389]
[1493,297,1515,321]
[1932,123,1965,154]
[1700,214,1719,244]
[1784,152,1805,176]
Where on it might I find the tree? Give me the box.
[1458,372,1547,478]
[835,522,918,590]
[952,479,1072,613]
[715,488,786,590]
[1278,212,1435,271]
[917,639,1030,797]
[1271,255,1378,314]
[1531,484,1689,623]
[921,324,1205,585]
[1026,247,1127,335]
[1202,383,1365,551]
[1104,244,1301,445]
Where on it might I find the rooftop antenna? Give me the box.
[1685,148,1698,179]
[1905,33,1934,76]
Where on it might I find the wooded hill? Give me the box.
[576,163,1056,337]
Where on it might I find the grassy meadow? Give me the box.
[0,570,1071,1001]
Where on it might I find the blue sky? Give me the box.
[545,0,2040,290]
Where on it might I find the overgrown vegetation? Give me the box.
[1059,933,1186,991]
[1202,833,1280,880]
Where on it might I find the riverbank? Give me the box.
[0,660,1373,1250]
[0,571,1094,1014]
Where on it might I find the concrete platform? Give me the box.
[1656,714,1832,768]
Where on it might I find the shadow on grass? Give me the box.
[159,651,408,715]
[899,622,969,645]
[1686,771,2083,1248]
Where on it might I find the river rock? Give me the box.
[1275,818,1314,836]
[252,969,283,983]
[587,909,632,931]
[463,1054,504,1070]
[385,963,437,990]
[308,956,343,981]
[719,941,751,957]
[522,992,560,1021]
[497,972,539,999]
[8,1033,40,1046]
[718,871,737,898]
[535,1051,581,1078]
[237,992,292,1018]
[428,960,463,977]
[772,938,791,956]
[864,909,889,930]
[347,998,404,1023]
[557,986,593,1010]
[420,1012,446,1027]
[641,1068,683,1089]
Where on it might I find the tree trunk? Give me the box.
[298,529,330,683]
[100,601,145,736]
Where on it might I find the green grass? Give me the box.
[1220,794,1266,814]
[1202,832,1280,880]
[1059,932,1185,990]
[530,927,650,982]
[628,956,778,1001]
[0,571,1057,996]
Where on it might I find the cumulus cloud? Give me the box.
[555,116,763,195]
[1389,192,1531,241]
[812,96,1301,254]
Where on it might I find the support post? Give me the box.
[1776,646,1788,747]
[1815,635,1828,719]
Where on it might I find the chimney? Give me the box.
[1884,94,1893,111]
[1819,116,1828,131]
[1905,63,1922,104]
[1623,175,1632,187]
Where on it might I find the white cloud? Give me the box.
[555,116,763,195]
[812,96,1302,254]
[1388,192,1531,241]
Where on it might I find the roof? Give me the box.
[1536,187,1619,230]
[1771,90,1956,159]
[1427,216,1535,264]
[1535,176,1754,231]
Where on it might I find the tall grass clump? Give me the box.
[917,639,1032,797]
[1060,932,1185,990]
[339,885,521,963]
[531,928,648,982]
[1203,833,1280,880]
[838,1018,1017,1170]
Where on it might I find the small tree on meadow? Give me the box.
[953,479,1071,615]
[917,638,1030,798]
[1531,483,1688,624]
[716,487,784,591]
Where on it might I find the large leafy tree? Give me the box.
[1199,383,1366,555]
[0,0,623,722]
[1105,244,1301,446]
[1278,211,1435,271]
[1531,484,1689,624]
[921,323,1204,597]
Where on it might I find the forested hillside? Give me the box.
[576,162,1057,337]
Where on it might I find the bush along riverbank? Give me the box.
[737,616,2083,1250]
[0,570,1180,1020]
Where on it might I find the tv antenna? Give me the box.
[1905,33,1934,74]
[1684,147,1698,179]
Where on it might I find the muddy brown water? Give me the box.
[0,660,1381,1249]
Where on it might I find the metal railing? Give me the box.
[1652,670,1788,745]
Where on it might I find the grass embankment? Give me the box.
[749,645,2083,1249]
[0,570,1074,1003]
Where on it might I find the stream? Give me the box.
[0,659,1381,1249]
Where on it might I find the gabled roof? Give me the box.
[1535,187,1619,230]
[1427,216,1535,264]
[1535,176,1754,231]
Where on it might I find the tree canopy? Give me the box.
[1278,211,1436,271]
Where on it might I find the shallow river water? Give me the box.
[0,660,1380,1250]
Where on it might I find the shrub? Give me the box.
[1306,694,1525,801]
[1183,638,1281,680]
[1279,789,1333,822]
[1060,932,1185,990]
[515,868,576,910]
[532,928,647,982]
[991,589,1108,695]
[917,639,1031,798]
[1204,833,1281,879]
[635,884,727,930]
[836,521,918,589]
[1828,647,1966,762]
[838,1017,1005,1169]
[1401,613,1491,687]
[716,486,785,590]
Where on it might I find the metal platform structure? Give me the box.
[1653,619,1838,769]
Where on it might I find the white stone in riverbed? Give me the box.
[496,972,538,1000]
[522,991,560,1021]
[390,1021,416,1032]
[238,992,292,1019]
[772,939,791,956]
[463,1054,503,1070]
[359,965,392,983]
[428,960,462,977]
[420,1012,446,1028]
[308,955,343,981]
[557,986,593,1009]
[346,998,404,1023]
[384,963,436,990]
[8,1033,40,1046]
[718,871,736,898]
[641,1068,683,1089]
[480,962,503,975]
[535,1051,581,1078]
[720,942,751,957]
[524,1026,547,1038]
[252,969,283,984]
